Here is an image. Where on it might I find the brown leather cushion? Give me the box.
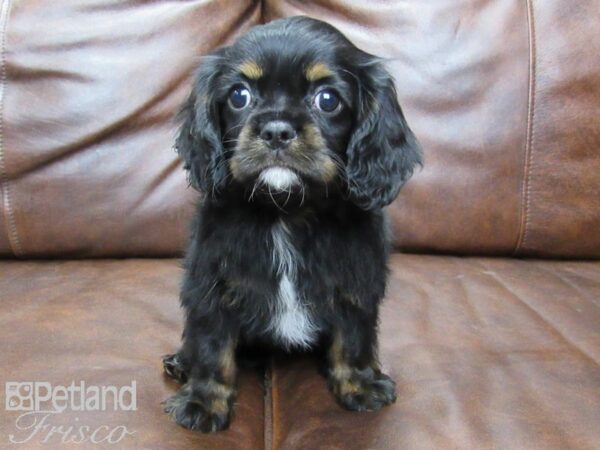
[0,0,260,258]
[2,0,599,258]
[0,259,265,449]
[265,0,600,258]
[269,254,600,449]
[1,256,598,448]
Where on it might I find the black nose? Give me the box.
[259,121,297,148]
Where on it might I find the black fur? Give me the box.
[164,16,421,432]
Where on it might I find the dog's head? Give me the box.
[176,16,421,210]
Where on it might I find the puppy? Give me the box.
[163,16,421,432]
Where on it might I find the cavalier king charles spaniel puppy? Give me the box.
[162,16,421,432]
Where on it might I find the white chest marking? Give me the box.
[269,221,317,348]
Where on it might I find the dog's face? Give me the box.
[176,16,421,210]
[223,52,353,197]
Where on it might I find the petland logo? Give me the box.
[5,381,136,445]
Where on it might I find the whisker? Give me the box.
[222,123,245,138]
[249,180,260,203]
[267,184,288,213]
[282,183,293,207]
[299,182,306,207]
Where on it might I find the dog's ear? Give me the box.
[175,50,228,195]
[345,61,422,210]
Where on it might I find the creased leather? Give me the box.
[514,0,600,258]
[1,256,598,448]
[265,0,528,255]
[1,0,260,257]
[269,253,600,450]
[2,0,599,257]
[266,0,600,258]
[0,259,265,449]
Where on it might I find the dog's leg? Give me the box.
[163,308,238,433]
[327,304,396,411]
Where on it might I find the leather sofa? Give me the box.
[1,1,598,449]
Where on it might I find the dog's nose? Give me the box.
[259,121,297,148]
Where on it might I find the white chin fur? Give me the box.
[259,167,300,191]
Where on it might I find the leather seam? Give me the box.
[264,363,273,450]
[260,0,266,24]
[269,361,278,450]
[0,0,20,256]
[515,0,537,255]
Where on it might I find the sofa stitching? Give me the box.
[515,0,537,255]
[0,0,21,256]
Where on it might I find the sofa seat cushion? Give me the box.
[0,259,265,449]
[268,254,600,450]
[1,255,598,449]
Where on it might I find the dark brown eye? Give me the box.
[229,85,252,109]
[314,89,340,113]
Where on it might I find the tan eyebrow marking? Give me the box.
[239,60,263,79]
[305,62,333,82]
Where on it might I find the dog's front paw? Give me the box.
[329,367,397,412]
[163,382,233,433]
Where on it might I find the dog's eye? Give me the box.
[228,86,252,109]
[314,89,340,113]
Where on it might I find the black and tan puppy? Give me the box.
[163,16,421,432]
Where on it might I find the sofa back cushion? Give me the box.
[0,0,260,257]
[1,0,599,258]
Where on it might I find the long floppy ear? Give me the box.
[345,62,422,210]
[175,50,228,195]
